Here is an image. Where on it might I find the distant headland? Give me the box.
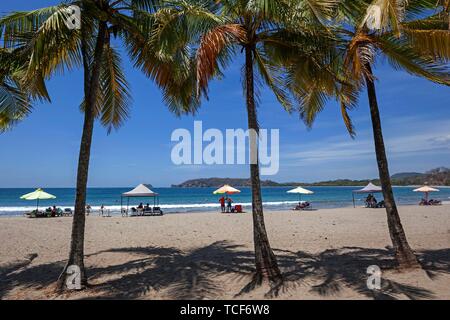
[171,167,450,187]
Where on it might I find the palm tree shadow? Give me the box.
[267,246,450,299]
[1,245,449,299]
[85,240,255,299]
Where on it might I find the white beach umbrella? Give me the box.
[213,185,241,195]
[20,188,56,211]
[287,186,314,201]
[413,185,440,201]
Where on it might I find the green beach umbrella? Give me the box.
[20,188,56,211]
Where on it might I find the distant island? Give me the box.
[171,167,450,187]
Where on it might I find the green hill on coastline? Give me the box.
[171,167,450,187]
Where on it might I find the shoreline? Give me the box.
[3,201,449,217]
[1,205,449,299]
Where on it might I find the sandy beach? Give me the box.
[0,205,449,300]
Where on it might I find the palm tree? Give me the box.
[300,0,450,268]
[155,0,344,285]
[0,0,196,290]
[0,47,49,131]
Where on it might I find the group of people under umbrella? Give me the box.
[352,183,443,208]
[20,182,444,218]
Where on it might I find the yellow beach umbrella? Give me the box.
[20,188,56,211]
[213,185,241,195]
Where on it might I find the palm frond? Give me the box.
[375,34,450,85]
[196,23,246,97]
[98,44,132,133]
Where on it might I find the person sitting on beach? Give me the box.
[371,196,377,207]
[136,203,144,215]
[365,194,373,207]
[226,197,233,213]
[51,206,57,217]
[219,196,225,213]
[144,203,151,212]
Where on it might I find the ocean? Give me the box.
[1,186,449,217]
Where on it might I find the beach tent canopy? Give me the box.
[353,182,382,194]
[121,184,159,214]
[413,186,440,193]
[213,185,241,195]
[287,186,314,194]
[122,184,158,197]
[352,183,382,208]
[20,188,56,211]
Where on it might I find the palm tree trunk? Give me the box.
[244,45,282,283]
[364,64,419,269]
[56,21,108,291]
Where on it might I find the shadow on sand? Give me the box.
[1,242,449,300]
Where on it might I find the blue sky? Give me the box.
[1,0,449,187]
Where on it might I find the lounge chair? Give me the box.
[421,199,442,206]
[375,201,385,208]
[293,201,312,211]
[152,207,163,215]
[429,199,442,205]
[64,208,73,216]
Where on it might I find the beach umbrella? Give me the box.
[20,188,56,211]
[413,185,439,201]
[287,186,314,201]
[213,185,241,195]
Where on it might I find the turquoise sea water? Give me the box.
[1,186,449,216]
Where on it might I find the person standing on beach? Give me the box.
[86,204,91,216]
[219,196,225,213]
[226,197,233,213]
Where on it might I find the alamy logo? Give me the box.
[171,121,279,175]
[64,5,81,30]
[366,265,382,290]
[66,265,81,290]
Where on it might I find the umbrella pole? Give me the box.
[36,198,39,212]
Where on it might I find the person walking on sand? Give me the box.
[86,204,91,216]
[219,196,225,213]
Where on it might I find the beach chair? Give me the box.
[375,201,385,208]
[64,208,73,216]
[429,199,442,206]
[143,207,152,215]
[152,207,163,215]
[234,205,243,213]
[294,201,312,211]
